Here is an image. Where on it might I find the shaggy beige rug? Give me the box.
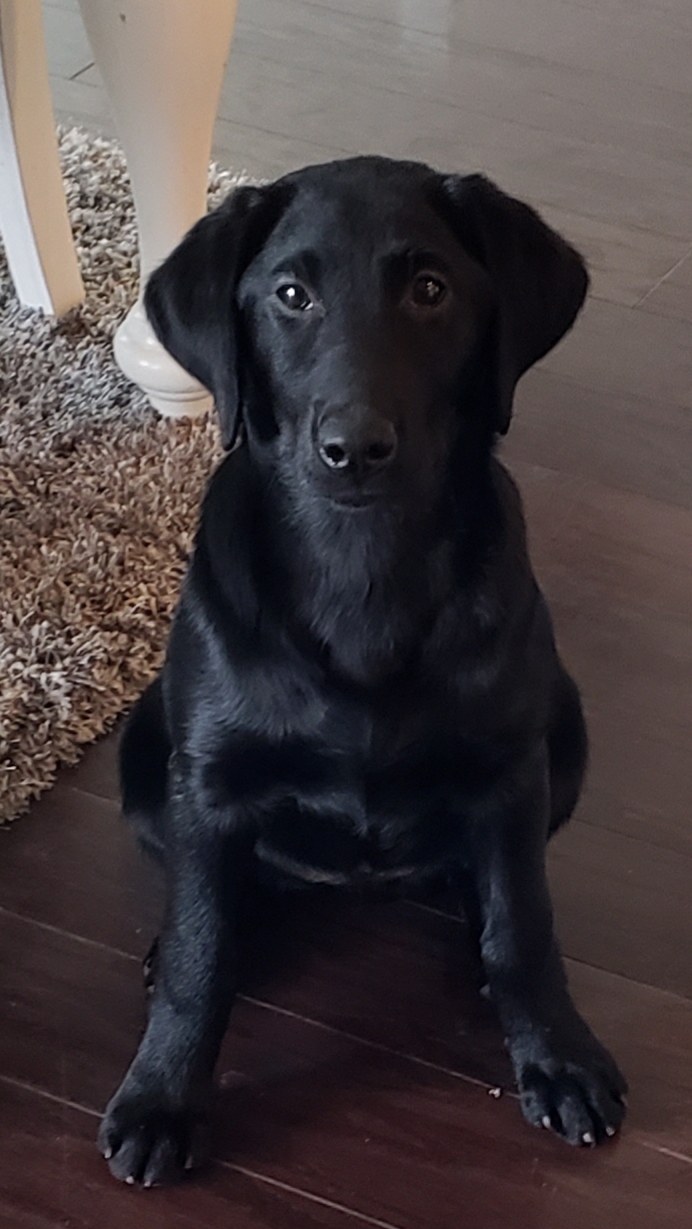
[0,128,247,824]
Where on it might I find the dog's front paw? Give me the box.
[99,1079,207,1186]
[513,1032,627,1145]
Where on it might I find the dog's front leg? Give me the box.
[467,749,627,1145]
[99,772,252,1186]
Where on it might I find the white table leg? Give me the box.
[77,0,239,418]
[0,0,84,316]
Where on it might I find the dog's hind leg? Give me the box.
[142,937,159,997]
[119,675,171,997]
[547,668,588,837]
[119,674,171,864]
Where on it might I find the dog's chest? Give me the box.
[247,695,499,887]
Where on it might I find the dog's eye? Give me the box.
[276,283,314,312]
[409,273,447,308]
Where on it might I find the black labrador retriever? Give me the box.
[99,156,627,1185]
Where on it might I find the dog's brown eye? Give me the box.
[410,273,447,308]
[276,283,313,311]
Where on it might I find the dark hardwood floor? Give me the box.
[3,0,692,1225]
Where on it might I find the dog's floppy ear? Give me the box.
[144,184,291,449]
[436,174,589,434]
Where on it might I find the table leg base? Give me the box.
[114,301,213,421]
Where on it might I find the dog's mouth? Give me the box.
[327,491,378,510]
[321,473,388,511]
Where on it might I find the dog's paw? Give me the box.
[98,1084,206,1186]
[515,1038,627,1146]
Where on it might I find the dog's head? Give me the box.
[145,157,587,514]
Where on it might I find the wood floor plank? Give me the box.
[68,32,692,241]
[49,73,118,142]
[636,250,692,323]
[0,910,690,1229]
[231,0,692,166]
[508,369,692,511]
[41,2,94,80]
[513,461,692,851]
[548,820,692,998]
[58,726,121,802]
[537,207,689,309]
[0,1079,374,1229]
[537,298,692,408]
[0,785,161,954]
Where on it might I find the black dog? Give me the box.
[99,157,627,1185]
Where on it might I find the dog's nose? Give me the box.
[316,413,398,474]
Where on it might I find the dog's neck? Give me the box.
[201,436,503,688]
[265,460,497,687]
[299,509,444,684]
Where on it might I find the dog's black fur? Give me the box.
[99,157,626,1185]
